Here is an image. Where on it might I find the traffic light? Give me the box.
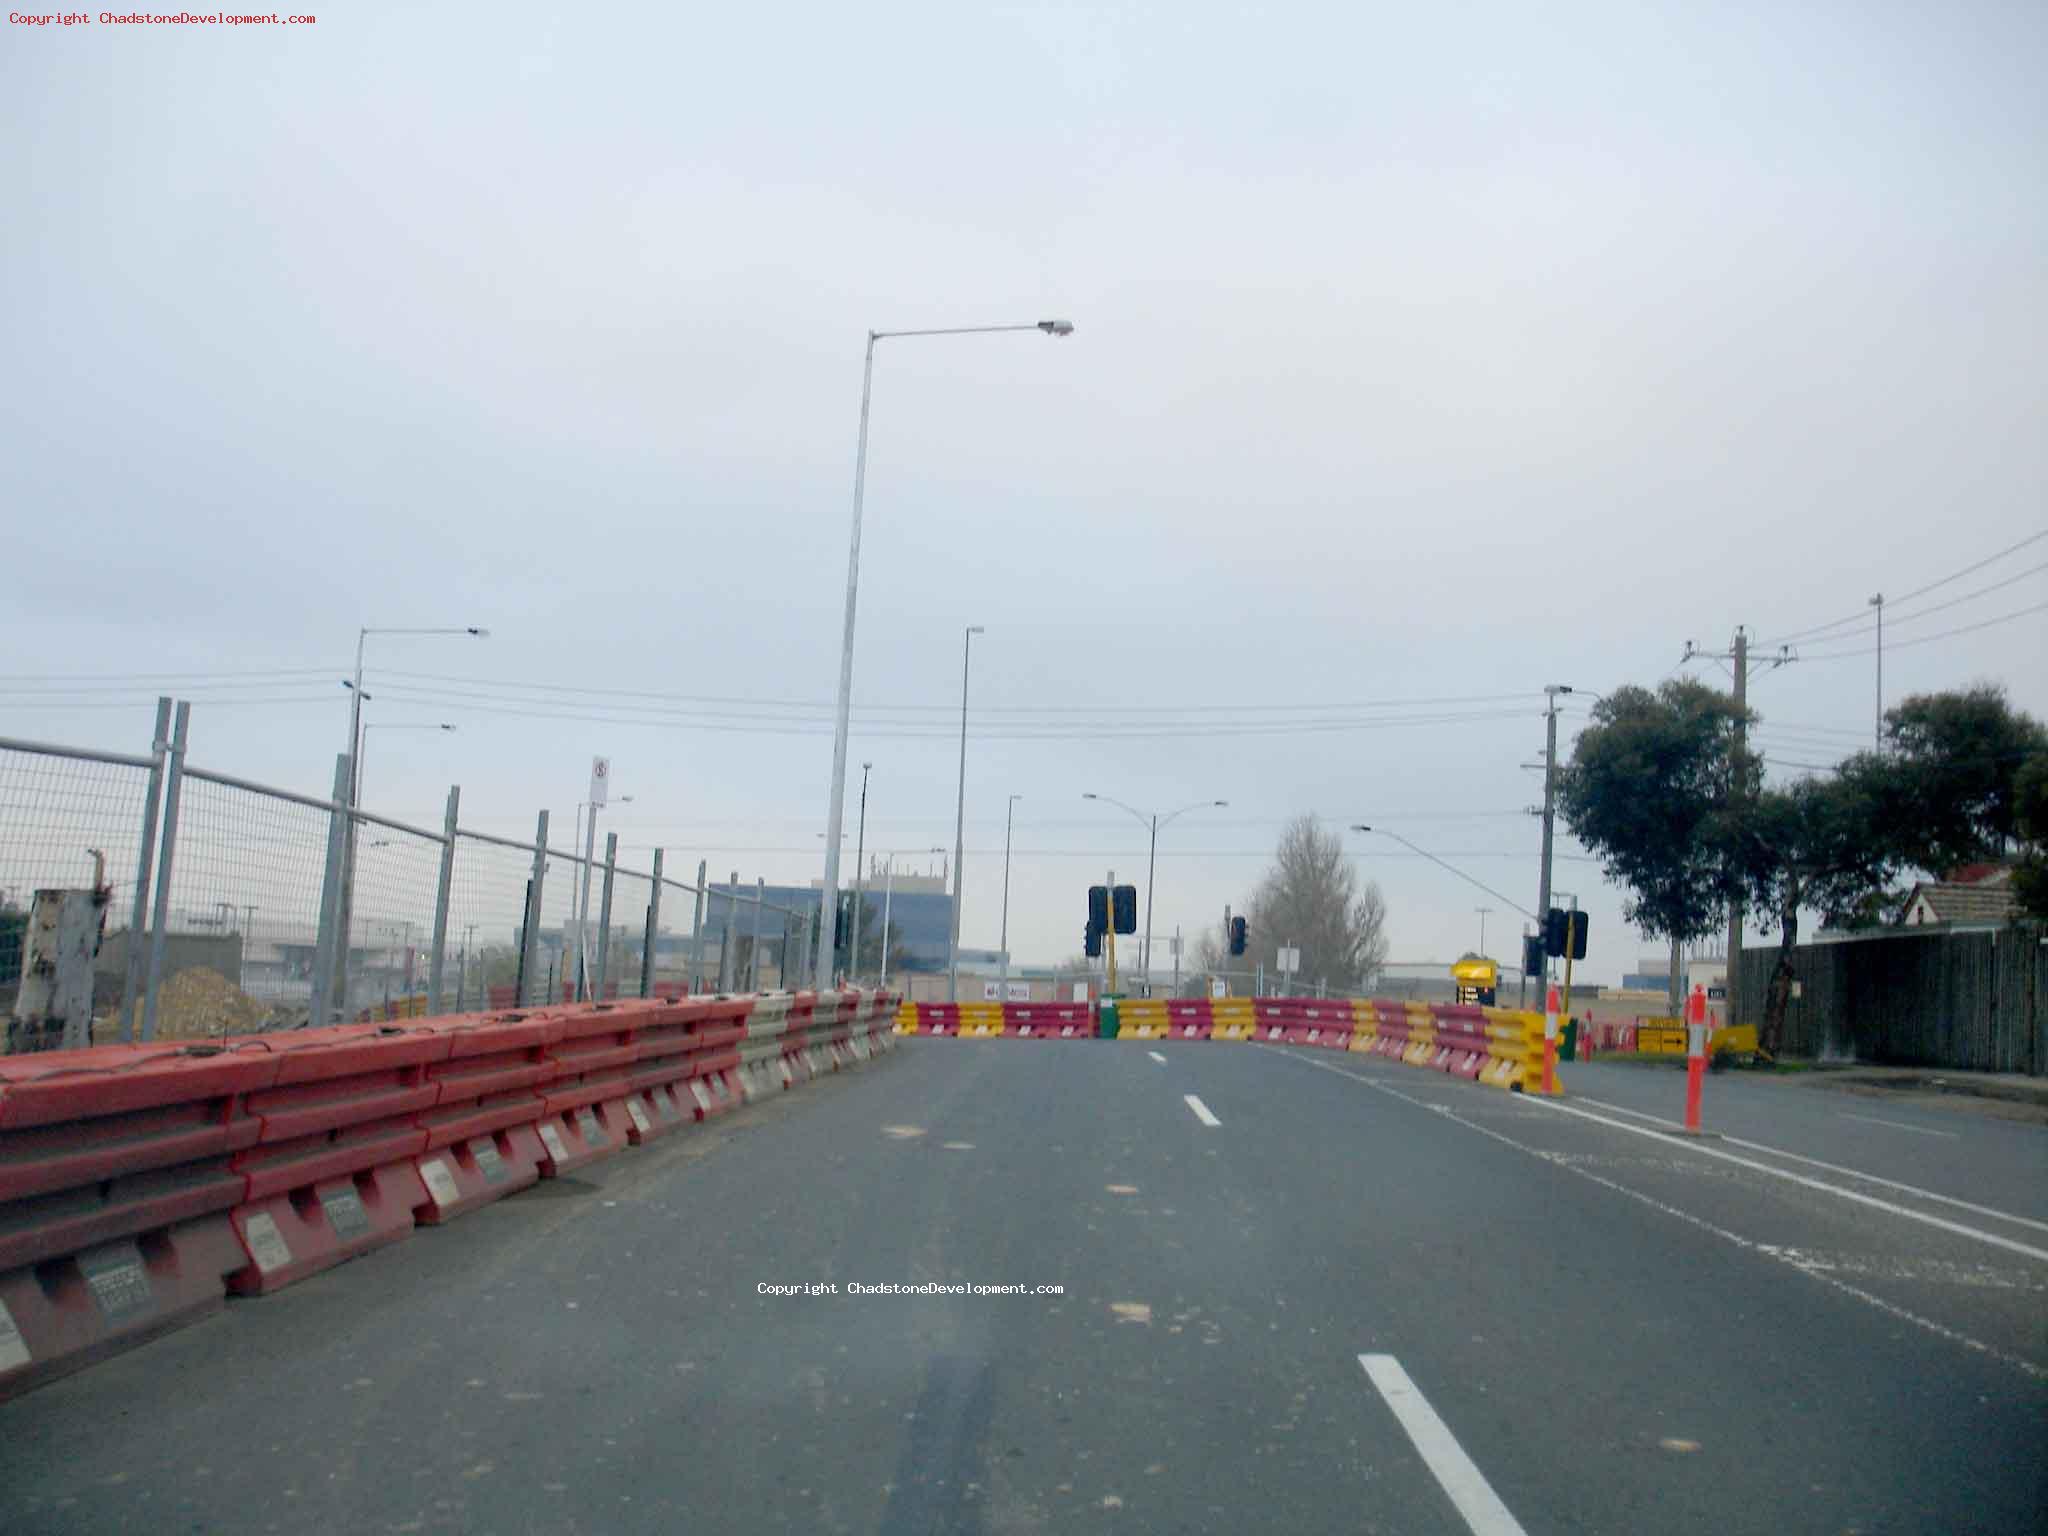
[1111,884,1138,935]
[1523,932,1545,978]
[1543,907,1589,960]
[1087,885,1108,932]
[1229,916,1248,956]
[833,894,850,951]
[1084,925,1102,959]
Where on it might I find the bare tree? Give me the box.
[1246,815,1389,993]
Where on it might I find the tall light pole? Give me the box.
[1475,906,1493,957]
[999,794,1022,995]
[337,626,485,1000]
[1868,592,1884,747]
[948,625,985,1001]
[814,318,1075,991]
[851,762,872,981]
[1082,793,1229,990]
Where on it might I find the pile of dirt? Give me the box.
[99,967,280,1042]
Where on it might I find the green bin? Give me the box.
[1097,998,1119,1039]
[1559,1018,1578,1062]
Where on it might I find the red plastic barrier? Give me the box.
[1006,1003,1092,1038]
[226,1025,451,1294]
[1429,1007,1489,1079]
[0,1042,281,1401]
[410,1011,565,1222]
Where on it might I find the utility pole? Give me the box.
[1537,688,1564,985]
[1868,593,1884,746]
[1681,628,1788,1029]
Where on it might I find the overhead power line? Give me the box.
[1795,599,2048,660]
[1762,527,2048,647]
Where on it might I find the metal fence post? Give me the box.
[749,877,765,992]
[595,832,618,1000]
[520,811,548,1006]
[117,697,173,1042]
[426,784,460,1014]
[308,752,353,1029]
[718,870,738,991]
[139,701,191,1042]
[689,858,707,994]
[642,849,663,998]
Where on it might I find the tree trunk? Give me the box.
[1762,873,1801,1058]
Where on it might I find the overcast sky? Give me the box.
[5,1,2044,983]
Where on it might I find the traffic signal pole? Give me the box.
[1105,867,1118,995]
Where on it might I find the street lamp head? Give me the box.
[1037,319,1075,336]
[1213,799,1229,807]
[1082,792,1100,800]
[1544,684,1574,697]
[1867,593,1882,608]
[467,627,490,638]
[1350,823,1372,833]
[967,624,986,635]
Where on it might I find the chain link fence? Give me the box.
[0,701,809,1050]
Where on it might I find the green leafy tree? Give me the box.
[2011,752,2048,922]
[1558,679,1755,1013]
[1875,686,2047,875]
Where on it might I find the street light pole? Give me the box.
[814,319,1075,991]
[338,626,485,999]
[948,625,985,1002]
[1082,793,1228,992]
[1868,593,1884,747]
[851,761,871,981]
[999,794,1021,995]
[1476,906,1493,957]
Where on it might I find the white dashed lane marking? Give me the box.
[1183,1094,1221,1127]
[1358,1354,1528,1536]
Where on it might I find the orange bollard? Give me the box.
[1683,984,1708,1132]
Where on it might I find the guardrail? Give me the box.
[0,987,899,1402]
[895,996,1559,1093]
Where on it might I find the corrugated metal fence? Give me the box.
[1735,925,2046,1074]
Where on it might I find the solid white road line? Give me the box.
[1572,1095,2048,1235]
[1283,1051,2046,1380]
[1183,1094,1221,1127]
[1358,1355,1529,1536]
[1148,1051,1167,1064]
[1533,1097,2048,1263]
[1838,1111,1961,1139]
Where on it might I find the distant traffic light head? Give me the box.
[1544,906,1568,958]
[1523,933,1546,978]
[1111,884,1138,935]
[1087,885,1108,933]
[1084,925,1102,959]
[1566,909,1589,961]
[1229,915,1248,956]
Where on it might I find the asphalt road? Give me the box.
[3,1041,2044,1534]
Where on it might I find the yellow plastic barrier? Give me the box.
[894,1002,919,1034]
[1210,999,1255,1040]
[1116,999,1172,1040]
[956,1001,1005,1038]
[1477,1010,1556,1093]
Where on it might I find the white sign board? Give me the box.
[589,755,610,807]
[1071,982,1089,1003]
[983,981,1001,1001]
[1277,947,1301,974]
[1211,979,1226,999]
[1006,982,1030,1001]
